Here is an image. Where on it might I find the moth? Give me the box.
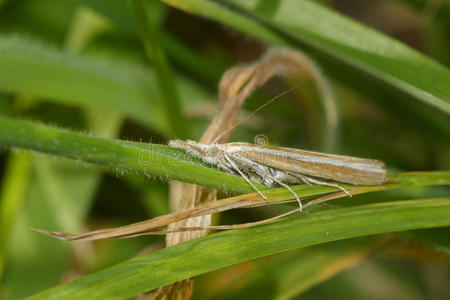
[169,140,387,211]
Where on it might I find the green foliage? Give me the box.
[0,35,210,136]
[0,0,448,299]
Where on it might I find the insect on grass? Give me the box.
[169,79,386,212]
[168,141,387,211]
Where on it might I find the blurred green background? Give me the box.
[0,0,449,299]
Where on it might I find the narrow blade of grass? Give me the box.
[0,113,123,299]
[222,0,450,114]
[74,0,227,83]
[0,151,31,280]
[196,237,383,300]
[131,0,188,139]
[0,115,255,193]
[0,35,161,130]
[28,198,450,299]
[0,116,449,199]
[0,35,211,135]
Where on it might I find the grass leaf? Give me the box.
[223,0,450,113]
[131,0,188,138]
[74,0,227,83]
[0,115,255,193]
[29,198,450,299]
[1,116,449,199]
[195,237,383,300]
[0,35,211,135]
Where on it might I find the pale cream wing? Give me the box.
[225,143,387,185]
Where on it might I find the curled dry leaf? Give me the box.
[157,48,336,299]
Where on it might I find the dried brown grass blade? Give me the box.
[159,48,319,299]
[31,194,265,241]
[31,189,354,241]
[31,180,391,241]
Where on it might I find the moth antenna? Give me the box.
[212,81,304,144]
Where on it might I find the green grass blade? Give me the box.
[403,227,450,255]
[2,157,91,299]
[0,151,31,280]
[0,34,162,130]
[0,116,449,197]
[224,0,450,113]
[196,237,381,300]
[28,198,450,299]
[131,0,188,139]
[74,0,139,34]
[162,0,284,44]
[0,113,123,299]
[74,0,227,83]
[0,35,211,135]
[0,115,254,193]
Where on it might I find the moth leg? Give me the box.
[215,162,234,175]
[288,172,312,186]
[301,175,352,197]
[232,153,274,186]
[227,155,303,211]
[267,173,302,212]
[223,155,269,202]
[231,155,303,212]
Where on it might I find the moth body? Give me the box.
[169,140,387,211]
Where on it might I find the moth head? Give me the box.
[169,140,208,159]
[169,140,220,164]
